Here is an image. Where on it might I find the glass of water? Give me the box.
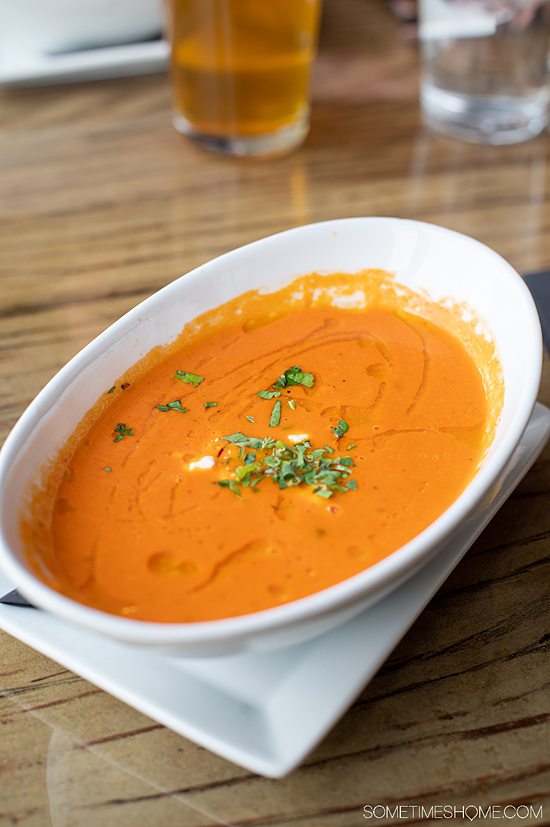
[419,0,550,144]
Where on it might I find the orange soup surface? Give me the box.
[22,272,500,622]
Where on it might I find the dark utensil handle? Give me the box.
[524,271,550,351]
[0,588,35,607]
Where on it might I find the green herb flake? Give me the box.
[288,399,297,410]
[175,370,204,388]
[346,443,357,451]
[314,488,333,499]
[269,399,282,428]
[235,463,257,483]
[331,419,349,440]
[246,415,256,423]
[168,400,187,412]
[274,365,315,389]
[156,400,187,414]
[216,479,241,496]
[106,386,116,394]
[113,423,133,443]
[347,479,358,491]
[103,466,112,472]
[258,390,281,400]
[223,432,276,451]
[204,401,217,409]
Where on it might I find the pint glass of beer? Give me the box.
[167,0,322,156]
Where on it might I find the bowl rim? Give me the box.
[0,217,542,645]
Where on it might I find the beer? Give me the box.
[168,0,321,154]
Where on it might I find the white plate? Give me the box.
[0,39,168,86]
[1,403,547,778]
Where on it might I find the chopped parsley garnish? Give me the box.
[217,367,357,500]
[175,370,204,388]
[346,443,357,450]
[315,488,333,499]
[269,399,282,427]
[216,479,241,496]
[156,400,187,414]
[257,366,314,403]
[204,401,217,409]
[235,463,257,482]
[217,435,356,500]
[113,423,133,442]
[331,419,349,440]
[274,365,315,389]
[223,432,276,451]
[106,386,116,394]
[103,466,112,472]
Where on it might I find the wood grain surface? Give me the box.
[1,1,549,824]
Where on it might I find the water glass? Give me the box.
[420,0,550,144]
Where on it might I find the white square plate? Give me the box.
[1,403,548,778]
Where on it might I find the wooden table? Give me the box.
[1,1,549,823]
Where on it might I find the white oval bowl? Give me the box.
[0,218,542,655]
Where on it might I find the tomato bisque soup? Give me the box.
[22,271,503,622]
